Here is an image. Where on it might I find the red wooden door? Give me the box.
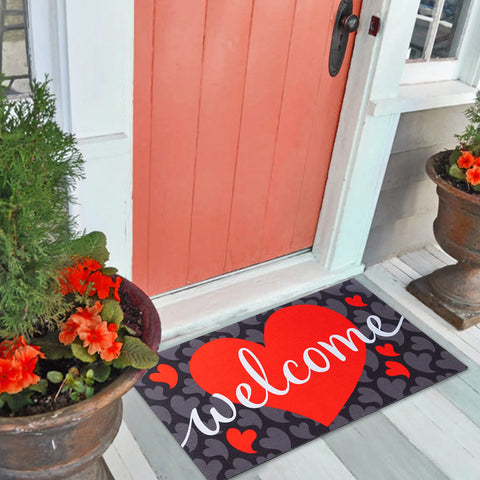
[133,0,361,295]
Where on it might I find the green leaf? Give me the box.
[112,336,158,369]
[30,379,48,395]
[47,371,64,384]
[448,163,466,180]
[70,391,80,402]
[72,380,85,393]
[33,332,73,360]
[71,342,96,363]
[449,149,461,166]
[121,324,139,336]
[100,299,124,326]
[102,267,118,276]
[3,389,36,412]
[85,386,95,398]
[70,231,110,266]
[90,362,111,383]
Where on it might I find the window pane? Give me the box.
[0,0,31,95]
[432,0,465,59]
[407,0,467,62]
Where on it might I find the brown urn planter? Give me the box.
[407,151,480,330]
[0,277,161,479]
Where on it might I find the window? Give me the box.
[0,0,31,95]
[401,0,480,85]
[407,0,468,62]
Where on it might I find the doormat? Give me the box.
[136,278,467,480]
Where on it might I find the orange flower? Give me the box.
[60,302,123,360]
[466,165,480,186]
[112,276,122,302]
[58,317,82,345]
[13,344,45,390]
[59,302,103,345]
[100,341,123,362]
[87,271,117,300]
[458,151,475,169]
[78,321,118,356]
[59,256,122,302]
[73,301,103,324]
[59,257,102,295]
[0,337,45,394]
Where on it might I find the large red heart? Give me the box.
[189,305,366,426]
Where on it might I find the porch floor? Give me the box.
[105,244,480,480]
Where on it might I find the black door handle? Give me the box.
[329,0,359,77]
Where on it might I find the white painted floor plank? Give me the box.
[399,248,446,276]
[122,389,207,480]
[325,412,450,480]
[424,244,455,265]
[389,256,424,281]
[380,259,416,284]
[383,389,480,480]
[104,421,157,480]
[235,439,356,480]
[436,366,480,428]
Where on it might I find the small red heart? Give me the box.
[385,361,410,378]
[226,428,257,453]
[345,295,367,307]
[375,343,400,357]
[149,364,178,388]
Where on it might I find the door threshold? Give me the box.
[150,249,311,300]
[153,252,364,349]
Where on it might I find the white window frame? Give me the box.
[402,0,480,86]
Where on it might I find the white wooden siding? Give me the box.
[363,104,471,266]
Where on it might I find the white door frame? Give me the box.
[27,0,464,345]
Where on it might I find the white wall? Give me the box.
[363,104,470,266]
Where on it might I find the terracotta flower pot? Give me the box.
[0,277,161,479]
[407,151,480,329]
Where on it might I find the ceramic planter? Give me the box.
[407,151,480,329]
[0,277,161,479]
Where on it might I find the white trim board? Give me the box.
[314,0,418,271]
[370,80,477,116]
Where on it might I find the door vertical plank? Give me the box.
[132,0,155,291]
[132,0,155,288]
[291,0,362,252]
[260,0,336,261]
[187,0,254,285]
[224,0,297,272]
[147,0,207,293]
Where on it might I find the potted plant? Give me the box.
[0,79,161,479]
[407,91,480,330]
